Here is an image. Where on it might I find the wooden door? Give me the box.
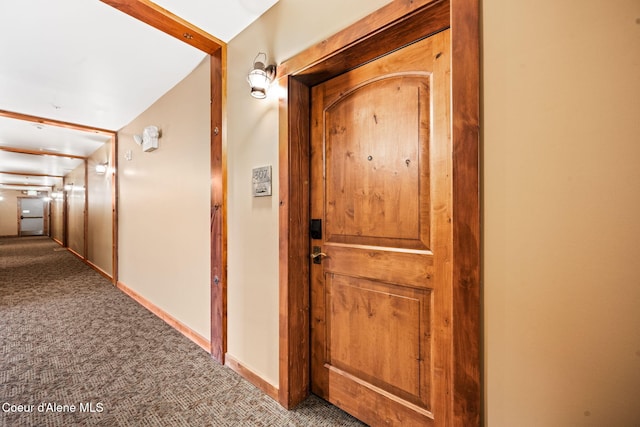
[310,30,452,426]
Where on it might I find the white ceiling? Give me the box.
[0,0,278,192]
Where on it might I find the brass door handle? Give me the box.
[311,246,327,264]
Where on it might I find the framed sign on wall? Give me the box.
[252,166,272,197]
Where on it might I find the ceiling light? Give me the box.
[247,53,276,99]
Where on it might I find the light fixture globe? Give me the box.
[95,163,108,175]
[247,54,276,99]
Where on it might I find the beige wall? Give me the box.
[483,0,640,425]
[65,165,86,255]
[87,143,113,275]
[118,57,211,340]
[226,0,391,387]
[0,190,20,236]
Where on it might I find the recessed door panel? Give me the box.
[326,273,431,407]
[324,76,430,250]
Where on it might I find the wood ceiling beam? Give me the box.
[0,109,115,137]
[0,170,64,179]
[0,182,52,188]
[99,0,225,54]
[0,145,86,160]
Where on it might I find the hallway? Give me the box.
[0,237,364,426]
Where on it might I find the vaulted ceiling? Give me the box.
[0,0,278,193]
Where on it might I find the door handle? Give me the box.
[310,246,327,264]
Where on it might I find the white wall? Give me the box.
[482,0,640,425]
[118,57,211,340]
[226,0,391,387]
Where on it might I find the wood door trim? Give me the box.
[110,134,118,285]
[450,0,481,422]
[278,76,311,408]
[84,159,89,260]
[0,145,88,160]
[277,0,480,424]
[277,0,447,79]
[0,170,65,179]
[0,109,115,136]
[210,47,227,363]
[99,0,224,55]
[98,1,227,363]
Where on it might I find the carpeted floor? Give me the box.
[0,236,365,426]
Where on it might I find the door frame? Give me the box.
[277,0,480,424]
[18,196,47,236]
[98,0,227,363]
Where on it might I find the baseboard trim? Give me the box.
[225,353,279,401]
[116,280,211,354]
[85,259,113,282]
[66,247,84,260]
[64,245,114,283]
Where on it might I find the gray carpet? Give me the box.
[0,236,365,426]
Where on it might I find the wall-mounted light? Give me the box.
[95,163,108,175]
[64,183,74,192]
[133,126,160,152]
[247,52,276,99]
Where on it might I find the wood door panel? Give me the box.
[326,273,431,407]
[324,76,430,250]
[324,245,433,290]
[323,366,434,425]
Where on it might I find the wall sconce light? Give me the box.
[95,163,108,175]
[64,183,74,192]
[247,52,276,99]
[133,125,160,152]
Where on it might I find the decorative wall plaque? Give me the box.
[252,166,272,197]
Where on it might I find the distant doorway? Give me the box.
[19,197,46,236]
